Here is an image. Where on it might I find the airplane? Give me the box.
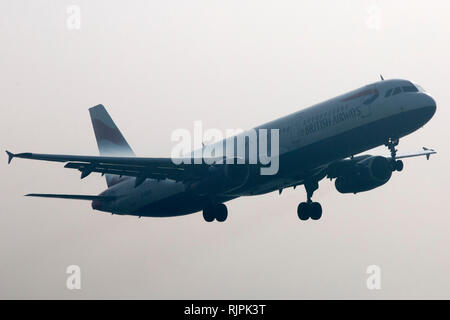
[6,78,437,222]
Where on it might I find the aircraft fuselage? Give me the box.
[92,79,436,217]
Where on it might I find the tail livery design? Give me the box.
[89,104,135,186]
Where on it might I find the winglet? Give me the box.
[6,150,14,164]
[423,147,435,160]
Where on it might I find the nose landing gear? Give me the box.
[297,180,322,221]
[385,137,399,159]
[385,137,404,172]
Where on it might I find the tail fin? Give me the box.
[89,104,135,187]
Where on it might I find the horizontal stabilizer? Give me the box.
[25,193,116,201]
[6,150,14,164]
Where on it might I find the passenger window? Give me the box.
[402,86,418,93]
[385,89,393,97]
[392,87,402,95]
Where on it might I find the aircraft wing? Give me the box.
[6,151,210,185]
[25,193,116,200]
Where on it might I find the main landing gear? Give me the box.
[385,138,404,172]
[203,203,228,222]
[297,180,322,221]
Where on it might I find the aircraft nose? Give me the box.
[423,94,437,120]
[412,93,437,122]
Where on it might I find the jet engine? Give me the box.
[329,156,393,194]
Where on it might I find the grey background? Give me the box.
[0,0,449,299]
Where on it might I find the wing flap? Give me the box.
[63,161,187,181]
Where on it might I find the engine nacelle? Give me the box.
[334,156,392,194]
[191,164,250,196]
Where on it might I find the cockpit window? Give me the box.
[402,85,418,93]
[385,89,393,97]
[414,84,426,92]
[392,87,402,95]
[385,83,421,99]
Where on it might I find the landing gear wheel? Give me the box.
[297,202,310,221]
[395,160,404,172]
[297,180,323,221]
[310,202,322,220]
[216,204,228,222]
[203,203,228,222]
[202,206,215,222]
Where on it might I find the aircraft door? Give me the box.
[359,85,379,119]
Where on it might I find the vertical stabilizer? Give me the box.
[89,104,135,186]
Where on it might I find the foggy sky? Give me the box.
[1,0,449,299]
